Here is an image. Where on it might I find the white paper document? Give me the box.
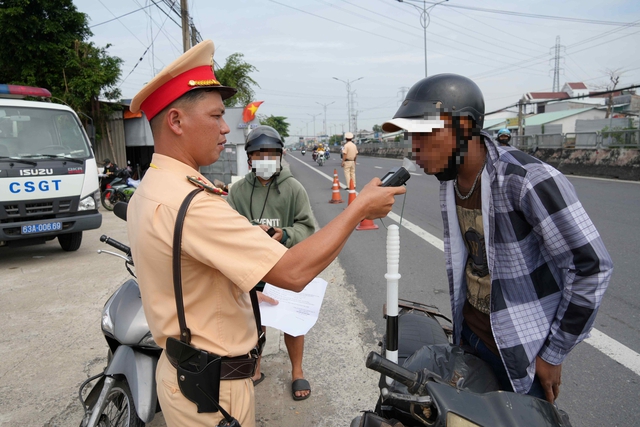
[259,278,328,337]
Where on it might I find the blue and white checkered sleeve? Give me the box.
[517,166,613,365]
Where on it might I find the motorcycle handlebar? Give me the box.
[366,352,419,390]
[100,235,131,256]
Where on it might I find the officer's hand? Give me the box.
[257,291,278,306]
[341,162,345,167]
[536,356,562,403]
[355,178,406,220]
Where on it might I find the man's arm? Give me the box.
[281,185,315,248]
[263,178,404,290]
[518,168,613,364]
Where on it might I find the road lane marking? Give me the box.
[585,329,640,376]
[290,153,640,374]
[374,166,383,169]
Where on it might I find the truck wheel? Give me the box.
[58,232,82,251]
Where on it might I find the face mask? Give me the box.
[252,159,280,180]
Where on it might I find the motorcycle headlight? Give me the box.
[79,193,97,211]
[101,309,114,336]
[446,413,481,427]
[138,331,160,349]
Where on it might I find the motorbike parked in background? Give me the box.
[79,203,161,427]
[101,169,139,211]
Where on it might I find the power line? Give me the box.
[338,0,547,62]
[89,4,154,28]
[118,3,173,87]
[420,2,640,27]
[267,0,422,49]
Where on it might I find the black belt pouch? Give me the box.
[166,337,222,413]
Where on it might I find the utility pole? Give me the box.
[333,77,363,133]
[308,113,321,143]
[398,87,409,104]
[190,24,198,48]
[518,97,525,140]
[180,0,190,52]
[550,35,565,92]
[397,0,449,77]
[316,101,335,142]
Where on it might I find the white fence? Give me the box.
[511,130,640,149]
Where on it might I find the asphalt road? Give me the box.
[286,149,640,427]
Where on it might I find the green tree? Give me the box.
[329,134,342,145]
[372,124,382,133]
[0,0,123,132]
[215,53,259,107]
[259,115,290,138]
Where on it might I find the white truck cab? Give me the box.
[0,84,102,251]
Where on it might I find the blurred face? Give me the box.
[409,118,457,175]
[250,149,281,180]
[179,91,230,167]
[249,149,281,164]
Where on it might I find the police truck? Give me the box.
[0,84,102,251]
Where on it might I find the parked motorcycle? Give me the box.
[101,169,138,211]
[351,225,572,427]
[79,203,161,427]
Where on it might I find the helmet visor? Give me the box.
[382,117,445,133]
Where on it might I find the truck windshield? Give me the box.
[0,107,91,160]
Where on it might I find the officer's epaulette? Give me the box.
[186,175,227,196]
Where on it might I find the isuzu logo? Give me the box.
[19,168,54,176]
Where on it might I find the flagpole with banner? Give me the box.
[235,101,264,177]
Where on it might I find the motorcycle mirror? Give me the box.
[113,202,128,221]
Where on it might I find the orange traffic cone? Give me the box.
[357,217,379,230]
[347,179,357,205]
[329,177,344,204]
[332,169,339,189]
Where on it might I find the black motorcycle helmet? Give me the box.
[382,74,485,181]
[244,125,284,154]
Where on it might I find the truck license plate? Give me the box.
[21,221,63,235]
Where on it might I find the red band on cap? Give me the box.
[141,65,218,120]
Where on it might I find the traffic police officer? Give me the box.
[341,132,358,188]
[127,40,405,426]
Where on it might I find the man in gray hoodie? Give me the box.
[227,125,315,401]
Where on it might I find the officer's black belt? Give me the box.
[344,159,355,161]
[165,351,258,380]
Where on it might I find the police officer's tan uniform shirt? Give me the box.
[127,154,287,357]
[343,140,358,161]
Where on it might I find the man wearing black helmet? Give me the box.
[227,125,315,400]
[383,73,612,405]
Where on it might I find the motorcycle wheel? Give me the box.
[101,189,116,211]
[95,379,144,427]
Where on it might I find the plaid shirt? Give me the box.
[441,132,613,394]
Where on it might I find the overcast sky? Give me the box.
[76,0,640,142]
